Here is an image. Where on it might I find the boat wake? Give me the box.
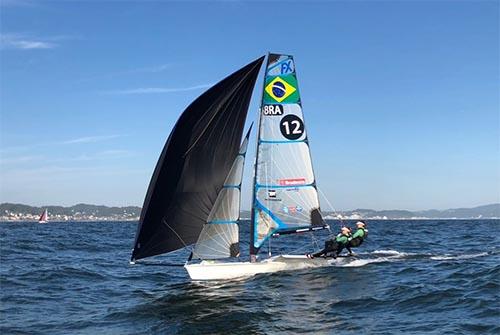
[429,252,489,261]
[185,249,494,280]
[326,249,493,268]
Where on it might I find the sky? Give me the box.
[0,0,499,211]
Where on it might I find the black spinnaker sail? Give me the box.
[131,56,264,262]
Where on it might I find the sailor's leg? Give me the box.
[336,245,345,256]
[346,245,353,255]
[312,248,327,258]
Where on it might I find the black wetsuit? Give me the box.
[312,234,351,258]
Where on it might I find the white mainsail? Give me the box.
[251,53,325,255]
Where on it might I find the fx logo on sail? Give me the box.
[280,60,294,74]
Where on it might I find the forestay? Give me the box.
[193,127,252,259]
[251,53,326,256]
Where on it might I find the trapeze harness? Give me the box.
[349,228,368,248]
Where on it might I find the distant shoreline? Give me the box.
[1,202,498,222]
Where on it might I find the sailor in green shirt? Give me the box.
[348,221,368,250]
[307,226,352,259]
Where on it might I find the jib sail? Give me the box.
[192,127,252,259]
[250,53,326,257]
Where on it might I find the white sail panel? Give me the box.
[194,223,239,259]
[260,104,306,141]
[207,188,240,222]
[256,142,314,186]
[224,156,244,186]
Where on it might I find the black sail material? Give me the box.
[131,56,264,261]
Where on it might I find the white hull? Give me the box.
[184,255,332,281]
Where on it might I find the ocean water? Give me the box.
[1,219,499,334]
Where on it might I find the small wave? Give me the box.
[371,250,408,257]
[337,257,392,267]
[430,252,489,261]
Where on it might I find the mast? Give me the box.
[250,54,270,261]
[250,53,327,260]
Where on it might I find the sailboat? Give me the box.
[131,54,331,280]
[38,209,48,224]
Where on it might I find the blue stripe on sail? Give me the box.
[253,199,313,248]
[255,200,287,229]
[209,220,238,224]
[253,200,285,248]
[259,140,306,144]
[255,183,314,189]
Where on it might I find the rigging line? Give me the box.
[317,187,342,232]
[162,219,202,260]
[198,225,232,252]
[311,232,321,250]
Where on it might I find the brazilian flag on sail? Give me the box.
[264,74,300,104]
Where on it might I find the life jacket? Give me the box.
[349,228,368,247]
[335,233,350,245]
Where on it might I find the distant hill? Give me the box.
[323,204,500,219]
[0,203,141,221]
[1,203,498,221]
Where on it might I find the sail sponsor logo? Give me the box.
[262,104,283,116]
[280,60,294,75]
[278,178,306,186]
[282,205,303,214]
[264,75,298,103]
[265,189,282,201]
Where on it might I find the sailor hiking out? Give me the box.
[348,221,368,249]
[307,226,352,259]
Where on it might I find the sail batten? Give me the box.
[250,53,326,256]
[131,57,264,261]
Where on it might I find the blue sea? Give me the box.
[0,219,499,334]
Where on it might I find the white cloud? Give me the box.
[0,33,56,50]
[0,134,125,153]
[75,63,173,83]
[61,134,123,144]
[71,150,134,161]
[102,84,212,95]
